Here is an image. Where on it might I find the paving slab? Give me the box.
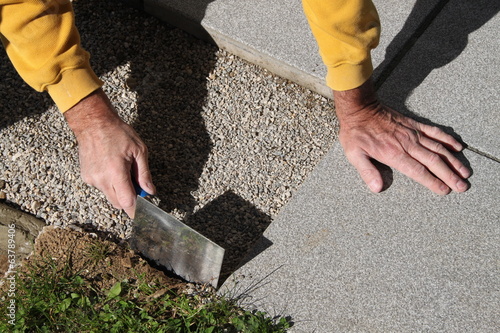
[0,203,46,276]
[140,0,444,97]
[378,0,500,158]
[222,144,499,332]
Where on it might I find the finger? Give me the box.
[347,152,384,193]
[415,122,463,152]
[419,136,471,179]
[406,142,469,193]
[113,176,137,218]
[97,182,122,210]
[391,152,451,195]
[132,149,156,195]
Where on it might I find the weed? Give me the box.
[0,255,292,332]
[85,239,113,265]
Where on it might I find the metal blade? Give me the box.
[130,197,225,287]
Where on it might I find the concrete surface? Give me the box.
[223,144,499,332]
[121,1,500,331]
[378,0,500,158]
[139,0,446,97]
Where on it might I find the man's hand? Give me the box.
[64,89,156,218]
[333,78,470,194]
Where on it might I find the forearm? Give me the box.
[333,77,379,118]
[64,89,121,139]
[302,0,380,91]
[0,0,102,111]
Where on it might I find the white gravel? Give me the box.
[0,0,338,272]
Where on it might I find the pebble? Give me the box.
[31,201,42,212]
[0,0,338,253]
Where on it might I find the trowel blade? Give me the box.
[130,197,224,287]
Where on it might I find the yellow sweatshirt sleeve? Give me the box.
[0,0,103,112]
[302,0,381,91]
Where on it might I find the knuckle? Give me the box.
[394,129,415,144]
[359,168,376,179]
[138,169,152,181]
[432,179,449,194]
[429,125,444,136]
[342,145,361,162]
[392,133,416,155]
[426,152,441,165]
[446,170,461,183]
[432,142,445,153]
[409,163,427,178]
[81,173,93,185]
[135,143,147,156]
[110,201,122,209]
[118,196,135,210]
[340,148,359,163]
[448,173,459,184]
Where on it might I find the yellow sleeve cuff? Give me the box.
[325,57,373,91]
[46,66,103,113]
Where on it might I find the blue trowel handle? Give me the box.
[133,181,149,198]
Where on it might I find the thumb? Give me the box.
[132,152,156,195]
[348,153,384,193]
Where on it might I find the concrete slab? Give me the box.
[0,203,46,276]
[378,0,500,159]
[222,144,499,332]
[140,0,444,97]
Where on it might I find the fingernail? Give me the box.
[147,183,156,193]
[440,183,450,193]
[457,180,468,191]
[369,179,382,192]
[459,166,471,178]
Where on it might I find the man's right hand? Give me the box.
[64,89,156,218]
[333,78,471,194]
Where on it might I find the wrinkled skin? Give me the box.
[333,78,470,194]
[64,89,156,218]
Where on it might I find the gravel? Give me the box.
[0,0,338,274]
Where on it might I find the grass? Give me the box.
[0,254,292,332]
[85,240,113,264]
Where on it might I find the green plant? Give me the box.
[85,239,113,264]
[0,255,292,332]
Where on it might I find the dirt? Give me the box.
[22,226,188,294]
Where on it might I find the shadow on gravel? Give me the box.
[74,1,214,216]
[73,0,271,282]
[0,55,53,129]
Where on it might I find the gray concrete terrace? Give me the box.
[128,0,499,331]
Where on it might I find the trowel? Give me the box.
[129,187,225,287]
